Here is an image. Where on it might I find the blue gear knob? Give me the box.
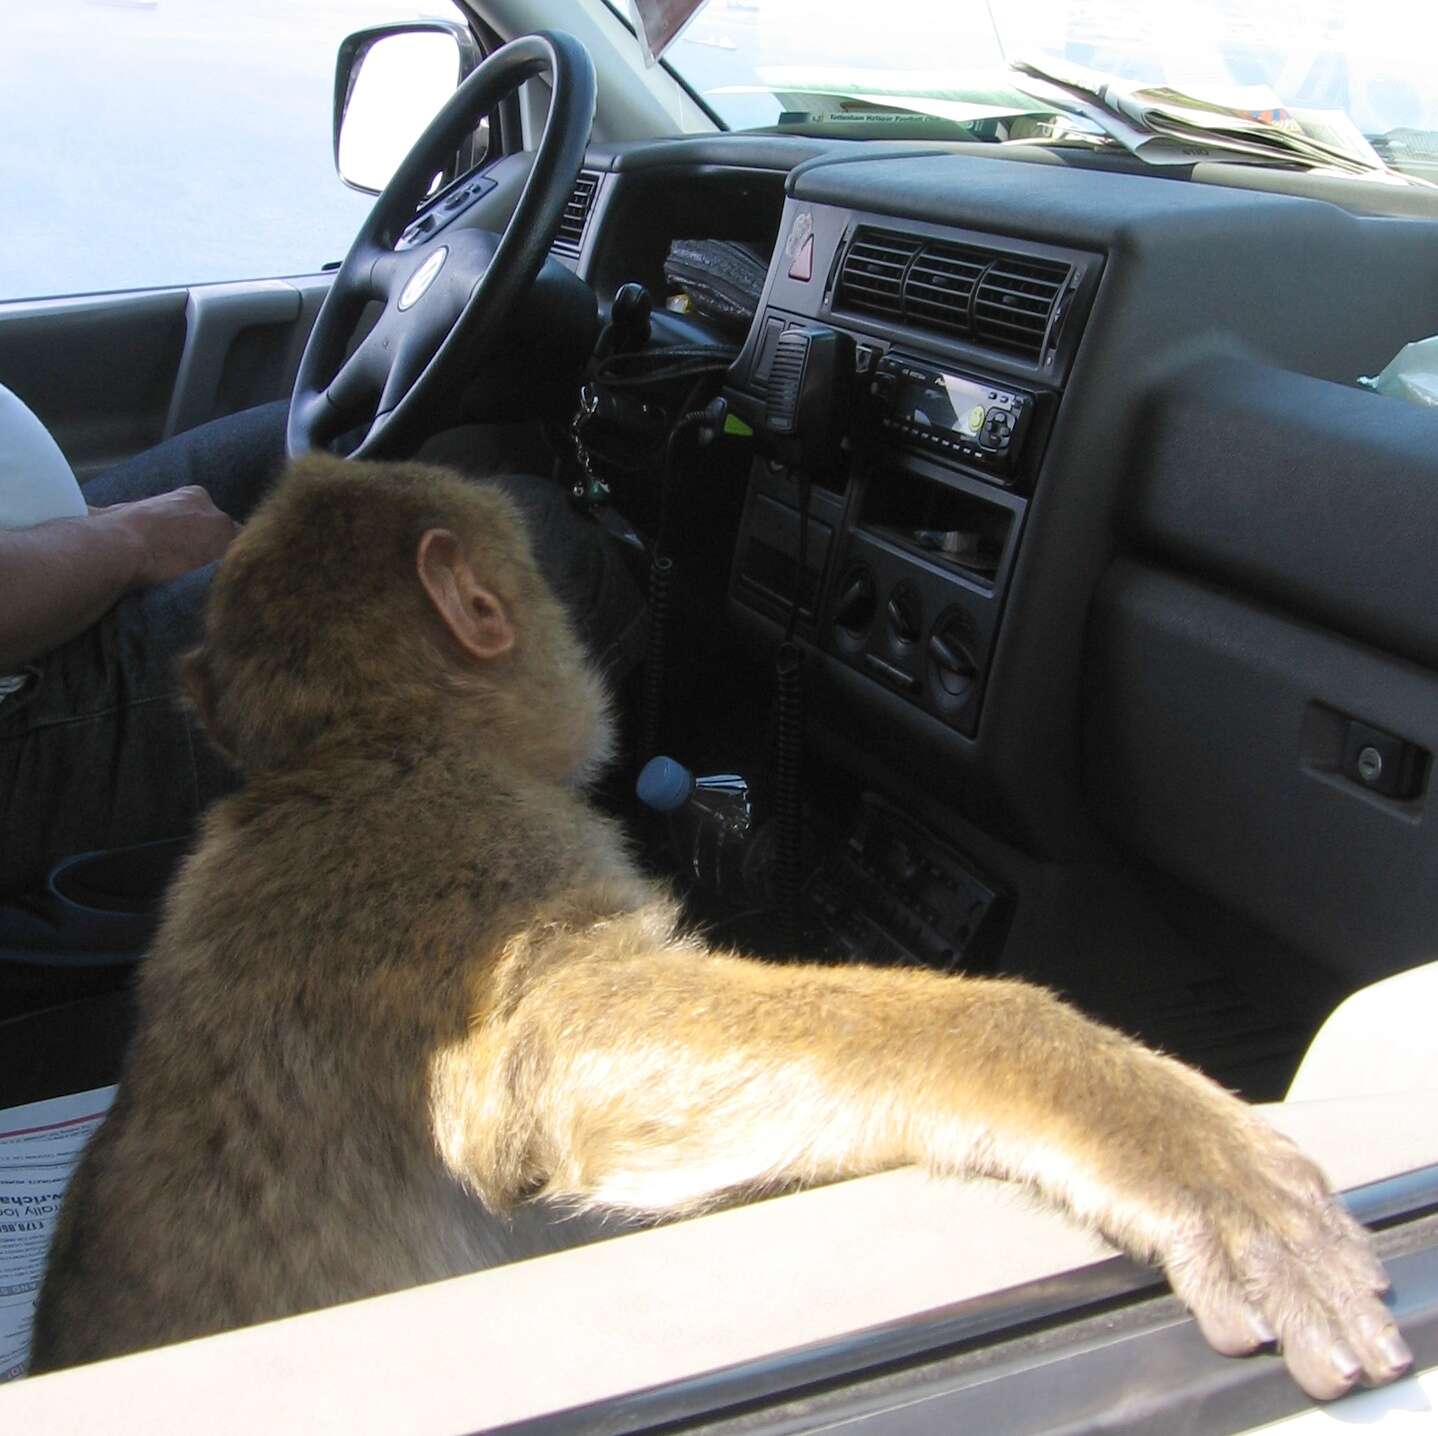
[636,755,695,814]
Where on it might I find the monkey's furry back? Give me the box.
[30,458,654,1370]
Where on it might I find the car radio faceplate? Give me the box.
[867,354,1033,481]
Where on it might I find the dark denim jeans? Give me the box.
[0,404,289,897]
[0,408,644,898]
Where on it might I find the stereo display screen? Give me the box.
[898,369,993,440]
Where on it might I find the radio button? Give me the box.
[868,369,898,415]
[980,408,1016,450]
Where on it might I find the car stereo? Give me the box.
[867,354,1032,479]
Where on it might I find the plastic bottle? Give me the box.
[636,756,754,899]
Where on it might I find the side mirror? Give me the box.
[333,21,483,195]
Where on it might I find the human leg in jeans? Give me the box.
[0,404,288,897]
[0,406,644,897]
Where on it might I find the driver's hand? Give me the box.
[106,486,241,587]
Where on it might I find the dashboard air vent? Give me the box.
[835,228,921,320]
[553,170,600,252]
[836,226,1073,362]
[904,240,990,334]
[972,255,1071,359]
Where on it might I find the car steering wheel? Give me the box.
[287,30,596,460]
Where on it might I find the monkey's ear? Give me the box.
[416,528,515,663]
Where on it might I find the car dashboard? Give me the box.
[553,134,1438,1073]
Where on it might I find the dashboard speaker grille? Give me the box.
[836,225,1073,362]
[553,170,600,253]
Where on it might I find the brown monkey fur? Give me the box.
[32,456,1411,1398]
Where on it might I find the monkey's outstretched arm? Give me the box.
[434,946,1410,1400]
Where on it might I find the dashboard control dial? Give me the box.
[928,611,979,705]
[886,582,923,647]
[833,566,877,637]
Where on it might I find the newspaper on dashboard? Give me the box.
[1012,58,1393,177]
[0,1086,116,1381]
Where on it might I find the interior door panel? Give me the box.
[1086,559,1438,988]
[160,277,331,443]
[0,275,330,481]
[0,290,187,478]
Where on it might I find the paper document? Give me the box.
[0,1086,116,1381]
[1011,58,1415,181]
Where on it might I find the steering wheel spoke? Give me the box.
[287,31,597,461]
[375,331,439,418]
[289,389,351,453]
[326,328,392,418]
[367,248,404,303]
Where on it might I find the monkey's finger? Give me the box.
[1343,1299,1414,1385]
[1164,1233,1272,1357]
[1191,1298,1275,1357]
[1302,1206,1409,1375]
[1271,1304,1408,1402]
[1276,1319,1366,1402]
[1261,1266,1411,1398]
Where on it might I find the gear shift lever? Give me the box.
[610,282,653,354]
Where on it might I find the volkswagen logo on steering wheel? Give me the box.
[398,247,448,311]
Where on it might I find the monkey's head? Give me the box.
[183,455,614,786]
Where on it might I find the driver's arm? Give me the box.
[0,489,238,670]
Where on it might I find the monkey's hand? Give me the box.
[445,946,1411,1401]
[1118,1073,1413,1401]
[928,987,1415,1401]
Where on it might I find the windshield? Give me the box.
[641,0,1438,178]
